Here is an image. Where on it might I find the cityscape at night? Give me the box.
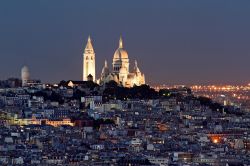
[154,84,250,111]
[0,1,250,166]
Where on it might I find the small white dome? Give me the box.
[101,60,109,75]
[102,67,109,75]
[21,66,29,73]
[21,66,30,80]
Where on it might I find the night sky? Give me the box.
[0,1,250,85]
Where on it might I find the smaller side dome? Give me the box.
[133,60,141,73]
[21,66,29,73]
[21,66,30,80]
[101,60,109,77]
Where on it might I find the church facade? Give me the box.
[83,36,145,88]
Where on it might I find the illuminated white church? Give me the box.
[83,36,145,87]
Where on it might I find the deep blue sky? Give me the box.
[0,1,250,85]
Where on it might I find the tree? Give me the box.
[72,89,86,100]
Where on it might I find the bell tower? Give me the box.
[83,36,95,81]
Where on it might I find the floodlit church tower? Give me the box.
[83,36,96,81]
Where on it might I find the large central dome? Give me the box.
[113,37,128,59]
[112,36,130,74]
[113,48,128,59]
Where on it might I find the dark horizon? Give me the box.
[0,1,250,85]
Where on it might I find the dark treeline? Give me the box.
[103,81,158,101]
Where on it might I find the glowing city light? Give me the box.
[213,138,219,144]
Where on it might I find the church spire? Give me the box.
[119,36,123,48]
[104,60,108,68]
[135,60,138,68]
[134,60,140,73]
[85,35,94,52]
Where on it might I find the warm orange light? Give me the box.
[213,138,218,144]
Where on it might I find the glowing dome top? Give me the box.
[113,37,128,59]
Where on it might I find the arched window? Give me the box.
[86,56,89,60]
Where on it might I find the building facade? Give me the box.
[83,36,145,87]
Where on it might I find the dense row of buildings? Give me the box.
[0,80,249,165]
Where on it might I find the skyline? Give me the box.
[1,1,250,85]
